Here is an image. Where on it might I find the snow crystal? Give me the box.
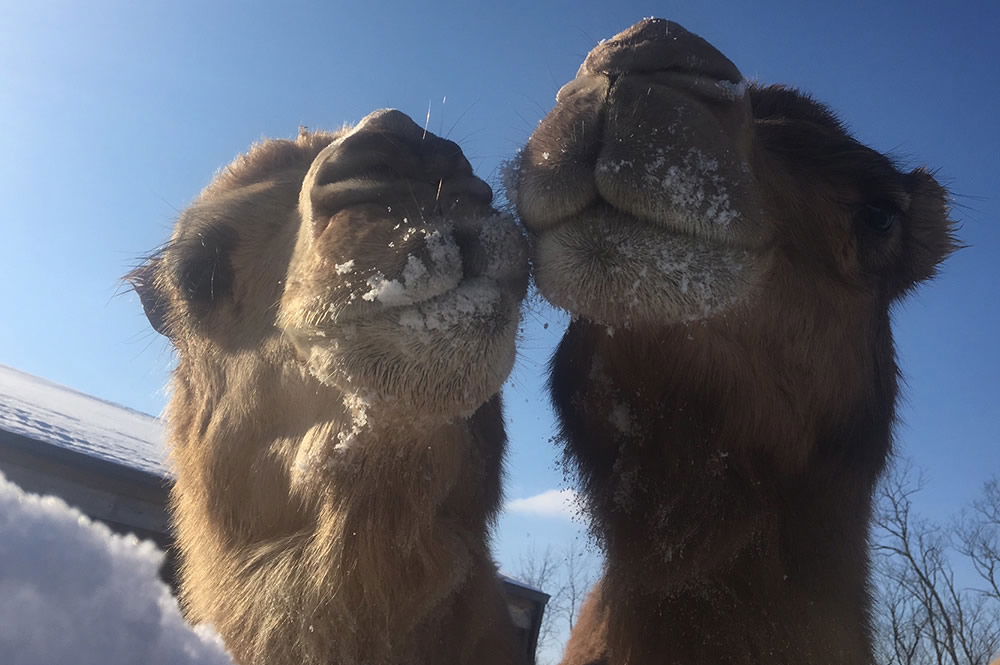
[334,260,355,274]
[0,472,233,665]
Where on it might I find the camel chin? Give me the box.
[531,208,758,327]
[283,263,526,416]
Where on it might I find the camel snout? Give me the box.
[581,18,743,87]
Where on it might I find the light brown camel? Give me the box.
[129,109,529,665]
[510,19,956,665]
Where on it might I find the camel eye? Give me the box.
[175,226,237,305]
[859,204,897,234]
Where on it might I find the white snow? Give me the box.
[0,365,168,477]
[360,228,462,306]
[608,402,634,434]
[334,260,355,274]
[642,146,740,228]
[715,79,749,100]
[0,471,233,665]
[334,390,372,452]
[398,279,502,342]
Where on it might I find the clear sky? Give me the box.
[1,0,997,648]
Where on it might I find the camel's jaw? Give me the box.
[512,19,767,327]
[278,110,529,413]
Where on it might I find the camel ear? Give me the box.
[897,168,959,291]
[125,258,171,337]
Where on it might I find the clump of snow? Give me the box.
[0,472,233,665]
[398,279,501,343]
[334,390,372,452]
[608,401,634,434]
[334,260,355,274]
[715,79,749,100]
[360,227,461,306]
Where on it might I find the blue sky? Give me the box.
[1,0,997,632]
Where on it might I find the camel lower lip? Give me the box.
[285,276,520,344]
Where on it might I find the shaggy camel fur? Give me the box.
[511,19,956,665]
[131,109,529,665]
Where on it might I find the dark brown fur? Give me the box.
[512,19,956,665]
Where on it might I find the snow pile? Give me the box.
[0,471,233,665]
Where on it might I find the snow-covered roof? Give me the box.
[498,573,549,601]
[0,365,168,478]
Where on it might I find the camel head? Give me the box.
[131,109,528,418]
[511,19,955,329]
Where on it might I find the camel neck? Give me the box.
[550,322,884,665]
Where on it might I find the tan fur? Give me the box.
[512,19,956,665]
[131,109,528,665]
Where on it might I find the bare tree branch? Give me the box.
[872,462,1000,665]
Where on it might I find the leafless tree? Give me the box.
[517,543,562,654]
[872,461,1000,665]
[518,539,601,663]
[957,479,1000,602]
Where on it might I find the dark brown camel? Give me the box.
[511,19,956,665]
[130,110,529,665]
